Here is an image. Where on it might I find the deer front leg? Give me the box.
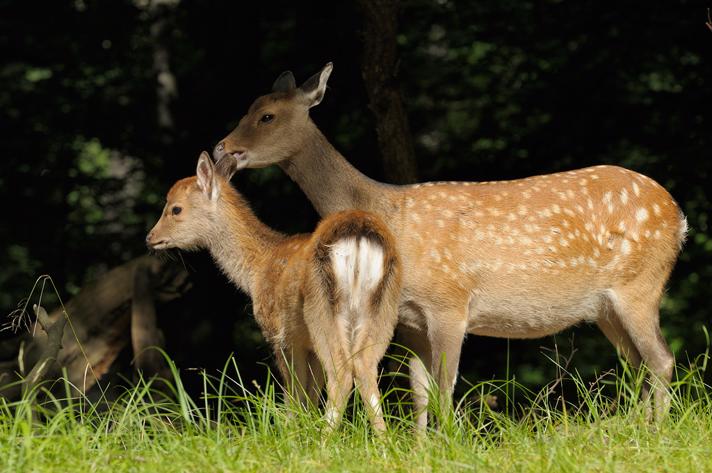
[427,312,467,426]
[305,351,325,408]
[274,345,311,414]
[397,325,433,431]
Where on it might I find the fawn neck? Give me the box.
[206,187,284,295]
[280,124,397,216]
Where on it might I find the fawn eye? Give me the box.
[171,206,182,215]
[259,113,274,124]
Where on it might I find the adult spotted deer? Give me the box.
[146,152,401,432]
[213,63,687,424]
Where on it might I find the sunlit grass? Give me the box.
[1,346,710,473]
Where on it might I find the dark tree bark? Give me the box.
[146,0,179,144]
[357,0,418,184]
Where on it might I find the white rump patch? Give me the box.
[331,237,385,313]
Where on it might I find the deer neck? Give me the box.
[207,189,283,296]
[280,125,397,217]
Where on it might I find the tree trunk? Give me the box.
[357,0,418,184]
[147,0,179,143]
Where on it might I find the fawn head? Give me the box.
[213,62,333,170]
[146,152,239,251]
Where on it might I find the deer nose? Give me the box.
[145,232,154,247]
[213,142,227,161]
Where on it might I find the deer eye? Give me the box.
[172,206,182,215]
[259,113,274,124]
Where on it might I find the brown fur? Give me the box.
[147,153,401,433]
[214,64,687,425]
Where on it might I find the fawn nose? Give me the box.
[145,232,153,247]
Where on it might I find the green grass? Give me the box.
[1,350,711,473]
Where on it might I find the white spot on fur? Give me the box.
[621,239,631,254]
[632,182,640,196]
[538,208,552,218]
[430,249,441,262]
[620,188,629,205]
[635,208,649,222]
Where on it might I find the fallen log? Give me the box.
[0,254,191,400]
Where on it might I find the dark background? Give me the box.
[1,1,710,399]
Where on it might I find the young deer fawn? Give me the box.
[213,63,687,425]
[146,152,401,432]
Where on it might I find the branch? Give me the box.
[24,305,66,392]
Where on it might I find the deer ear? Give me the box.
[215,153,239,181]
[272,70,296,92]
[196,151,218,200]
[299,62,333,108]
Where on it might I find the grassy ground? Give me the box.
[1,352,711,473]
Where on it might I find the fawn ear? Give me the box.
[299,62,333,108]
[272,70,296,92]
[196,151,219,200]
[215,153,240,181]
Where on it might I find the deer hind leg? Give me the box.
[597,306,651,409]
[303,294,354,431]
[607,288,674,422]
[597,304,643,368]
[350,300,399,434]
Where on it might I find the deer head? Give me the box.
[146,152,239,250]
[213,62,333,169]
